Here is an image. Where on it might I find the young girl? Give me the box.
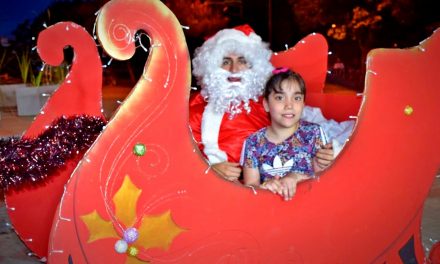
[241,67,328,201]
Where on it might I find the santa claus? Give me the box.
[189,25,341,181]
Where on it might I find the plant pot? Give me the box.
[15,84,58,116]
[0,83,25,107]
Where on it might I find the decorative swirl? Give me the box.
[30,21,104,137]
[5,22,105,259]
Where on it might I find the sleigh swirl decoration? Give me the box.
[2,21,105,259]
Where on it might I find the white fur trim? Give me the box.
[201,102,228,164]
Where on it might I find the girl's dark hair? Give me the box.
[263,68,306,99]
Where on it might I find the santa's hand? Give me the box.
[212,162,242,182]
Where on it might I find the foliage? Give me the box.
[327,5,383,42]
[14,49,67,87]
[42,64,68,85]
[289,0,326,33]
[29,66,44,87]
[164,0,229,38]
[15,50,31,85]
[0,50,6,72]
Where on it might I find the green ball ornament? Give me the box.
[133,143,146,156]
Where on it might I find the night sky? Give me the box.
[0,0,55,37]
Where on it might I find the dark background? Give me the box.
[1,0,439,91]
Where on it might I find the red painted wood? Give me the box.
[5,22,104,258]
[48,0,440,262]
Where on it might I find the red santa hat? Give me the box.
[192,24,273,83]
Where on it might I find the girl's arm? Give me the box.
[243,167,261,187]
[244,168,284,197]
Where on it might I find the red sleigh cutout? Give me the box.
[4,22,105,259]
[271,33,361,122]
[44,0,440,263]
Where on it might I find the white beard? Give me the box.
[200,68,266,118]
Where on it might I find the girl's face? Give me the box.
[263,79,305,131]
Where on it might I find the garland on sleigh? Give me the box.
[0,115,106,190]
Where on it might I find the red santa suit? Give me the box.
[189,92,269,163]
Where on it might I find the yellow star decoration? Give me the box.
[80,175,186,262]
[137,210,186,250]
[113,175,143,227]
[80,210,119,243]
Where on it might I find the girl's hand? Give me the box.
[314,143,334,172]
[278,173,310,201]
[261,176,283,195]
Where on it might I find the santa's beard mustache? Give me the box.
[200,69,265,118]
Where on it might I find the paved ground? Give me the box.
[0,85,439,263]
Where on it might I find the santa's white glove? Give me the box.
[204,147,228,164]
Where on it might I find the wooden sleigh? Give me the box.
[3,0,439,262]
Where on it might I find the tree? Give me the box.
[164,0,229,38]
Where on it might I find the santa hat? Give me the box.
[192,24,273,83]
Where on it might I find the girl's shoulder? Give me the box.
[246,127,267,142]
[299,119,321,131]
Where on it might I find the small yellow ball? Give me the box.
[404,105,414,116]
[127,246,139,257]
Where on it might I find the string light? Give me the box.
[150,43,162,48]
[106,58,113,67]
[247,185,257,195]
[367,69,377,76]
